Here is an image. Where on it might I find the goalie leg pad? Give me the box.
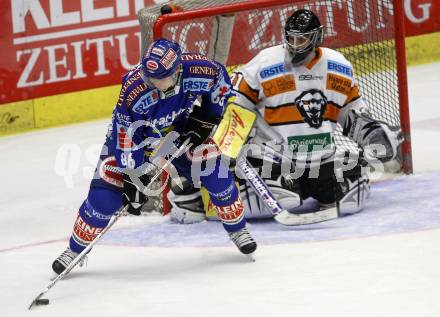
[173,152,247,231]
[169,178,206,224]
[236,157,301,218]
[338,177,370,215]
[336,160,371,216]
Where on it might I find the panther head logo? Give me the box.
[295,89,327,128]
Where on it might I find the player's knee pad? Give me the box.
[337,167,370,216]
[70,188,121,253]
[169,177,206,224]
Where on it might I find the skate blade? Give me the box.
[50,272,58,281]
[246,252,256,262]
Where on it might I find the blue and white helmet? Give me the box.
[141,38,182,80]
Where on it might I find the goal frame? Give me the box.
[152,0,412,175]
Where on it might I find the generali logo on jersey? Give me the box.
[0,1,156,104]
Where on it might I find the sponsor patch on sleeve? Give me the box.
[259,63,286,79]
[261,75,296,97]
[326,73,353,96]
[182,78,214,92]
[132,90,159,114]
[116,124,133,150]
[328,60,353,77]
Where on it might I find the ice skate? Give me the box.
[52,247,87,275]
[228,227,257,260]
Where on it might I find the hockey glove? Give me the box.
[343,109,403,162]
[181,106,220,150]
[122,173,151,215]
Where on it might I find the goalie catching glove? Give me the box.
[343,108,403,162]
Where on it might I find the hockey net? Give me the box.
[137,0,412,214]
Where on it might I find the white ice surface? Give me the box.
[0,62,440,317]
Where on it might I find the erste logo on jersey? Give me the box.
[183,78,214,92]
[259,63,286,79]
[132,89,160,114]
[295,89,328,128]
[116,123,134,149]
[328,60,353,77]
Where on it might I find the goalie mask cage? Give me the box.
[138,0,412,213]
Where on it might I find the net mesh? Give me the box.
[138,0,245,54]
[138,0,403,213]
[140,0,401,151]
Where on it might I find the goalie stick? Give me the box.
[273,206,340,225]
[236,156,340,226]
[28,137,192,310]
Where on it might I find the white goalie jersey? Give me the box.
[231,44,366,164]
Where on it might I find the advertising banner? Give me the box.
[0,0,439,106]
[0,0,158,105]
[404,0,440,35]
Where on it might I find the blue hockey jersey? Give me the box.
[111,53,233,169]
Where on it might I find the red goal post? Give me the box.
[138,0,413,212]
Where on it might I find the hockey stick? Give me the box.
[236,156,287,215]
[272,206,339,225]
[236,156,340,226]
[27,206,126,310]
[236,156,296,225]
[28,137,191,310]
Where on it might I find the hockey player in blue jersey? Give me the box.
[52,39,257,274]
